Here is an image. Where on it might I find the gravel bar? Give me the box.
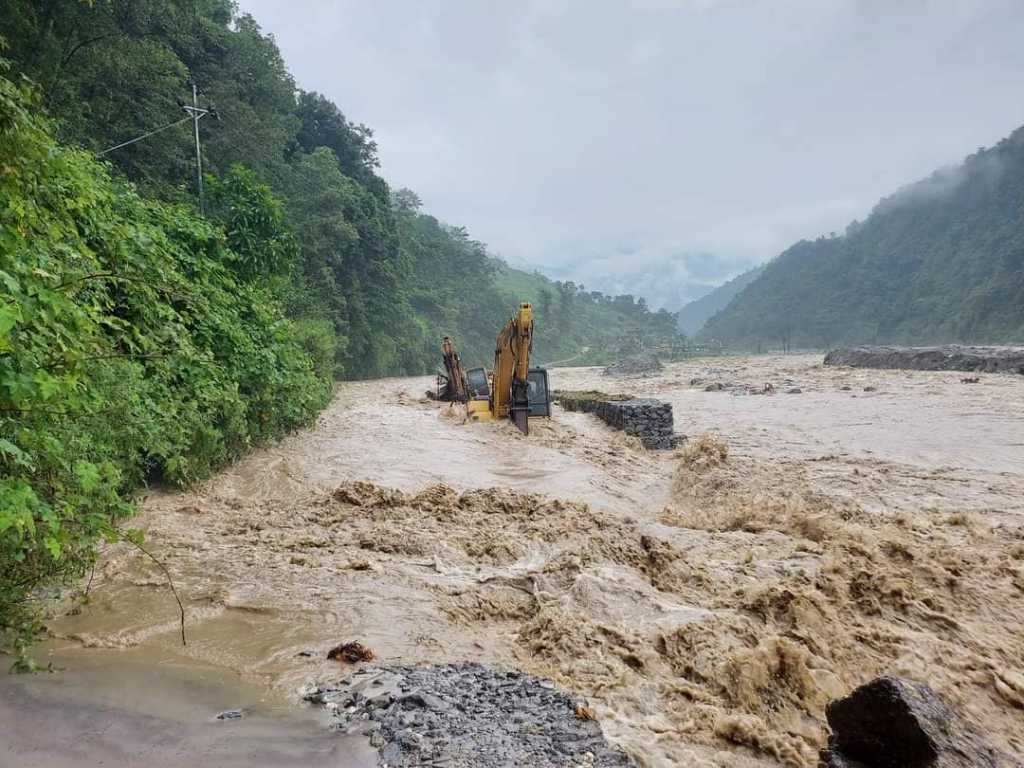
[303,663,635,768]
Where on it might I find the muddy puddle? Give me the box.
[0,644,376,768]
[11,355,1024,767]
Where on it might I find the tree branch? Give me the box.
[59,33,122,70]
[125,538,187,647]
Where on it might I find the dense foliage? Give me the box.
[0,63,330,652]
[701,130,1024,349]
[491,265,683,366]
[391,190,683,369]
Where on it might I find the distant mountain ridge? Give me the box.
[676,266,764,336]
[700,126,1024,349]
[492,263,680,367]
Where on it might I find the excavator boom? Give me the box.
[492,303,533,433]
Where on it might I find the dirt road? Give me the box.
[7,355,1024,767]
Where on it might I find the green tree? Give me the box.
[206,164,298,282]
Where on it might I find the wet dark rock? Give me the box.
[819,677,1015,768]
[215,709,243,720]
[305,662,634,767]
[824,345,1024,375]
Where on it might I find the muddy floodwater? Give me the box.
[6,355,1024,767]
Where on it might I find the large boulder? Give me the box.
[819,677,1016,768]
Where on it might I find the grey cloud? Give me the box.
[240,0,1024,307]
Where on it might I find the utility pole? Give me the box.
[99,82,217,215]
[182,81,212,215]
[191,82,204,215]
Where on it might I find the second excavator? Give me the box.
[436,336,468,403]
[464,302,551,434]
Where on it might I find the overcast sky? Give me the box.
[240,0,1024,309]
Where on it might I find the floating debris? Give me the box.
[327,641,376,663]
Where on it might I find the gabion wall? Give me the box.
[557,391,680,449]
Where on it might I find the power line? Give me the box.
[98,81,218,215]
[99,115,192,156]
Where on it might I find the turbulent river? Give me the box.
[4,355,1024,767]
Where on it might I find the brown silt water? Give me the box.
[8,356,1024,767]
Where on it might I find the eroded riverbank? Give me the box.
[7,355,1024,767]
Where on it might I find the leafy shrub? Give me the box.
[0,66,330,653]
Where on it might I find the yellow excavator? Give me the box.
[464,302,551,434]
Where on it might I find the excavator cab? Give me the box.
[526,368,551,417]
[466,367,490,401]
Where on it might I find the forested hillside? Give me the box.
[675,266,764,336]
[489,264,681,366]
[701,128,1024,349]
[391,190,680,370]
[0,65,332,646]
[0,0,682,643]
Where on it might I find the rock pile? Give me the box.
[303,663,634,768]
[557,391,681,449]
[820,677,1014,768]
[602,355,663,376]
[824,345,1024,375]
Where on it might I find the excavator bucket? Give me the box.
[512,404,529,435]
[510,377,531,435]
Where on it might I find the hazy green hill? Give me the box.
[676,266,764,336]
[701,127,1024,349]
[485,263,681,368]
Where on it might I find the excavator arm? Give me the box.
[438,336,468,402]
[491,303,534,433]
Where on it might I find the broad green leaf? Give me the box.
[0,304,20,336]
[43,536,61,559]
[0,438,33,469]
